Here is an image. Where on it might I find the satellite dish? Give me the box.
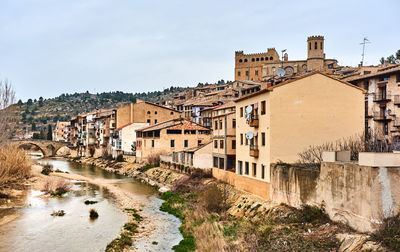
[246,131,254,140]
[385,108,392,116]
[246,106,253,114]
[277,68,285,78]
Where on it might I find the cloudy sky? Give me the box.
[0,0,399,101]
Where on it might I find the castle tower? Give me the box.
[307,35,325,71]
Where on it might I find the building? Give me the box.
[344,64,400,142]
[234,35,339,82]
[114,99,181,129]
[136,118,211,161]
[171,141,213,170]
[211,101,236,172]
[53,121,70,142]
[110,122,149,158]
[226,72,365,199]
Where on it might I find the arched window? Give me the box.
[239,59,243,63]
[260,57,264,61]
[314,42,317,49]
[244,59,248,62]
[147,111,150,115]
[270,56,273,60]
[320,42,323,50]
[265,57,268,61]
[252,58,255,62]
[309,42,311,50]
[256,58,259,61]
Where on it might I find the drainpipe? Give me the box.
[224,114,227,171]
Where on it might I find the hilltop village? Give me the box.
[16,35,400,250]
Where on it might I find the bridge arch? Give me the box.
[12,140,69,157]
[17,142,48,157]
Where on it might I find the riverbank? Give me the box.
[71,155,386,251]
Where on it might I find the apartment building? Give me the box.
[110,122,149,158]
[345,65,400,142]
[211,101,236,172]
[233,72,365,198]
[171,141,213,170]
[53,121,70,142]
[114,99,181,129]
[136,118,211,161]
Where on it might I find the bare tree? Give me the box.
[0,79,16,144]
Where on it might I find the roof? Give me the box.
[213,101,235,111]
[137,118,210,132]
[234,71,366,102]
[182,141,212,152]
[343,64,400,82]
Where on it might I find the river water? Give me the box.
[0,157,182,252]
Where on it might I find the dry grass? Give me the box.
[147,152,163,166]
[0,145,31,185]
[42,177,72,196]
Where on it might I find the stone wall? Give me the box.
[270,162,400,232]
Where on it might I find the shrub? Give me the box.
[89,209,99,219]
[373,213,400,250]
[89,148,95,157]
[0,145,31,185]
[84,200,98,205]
[42,178,71,196]
[41,164,53,175]
[190,169,212,179]
[201,185,223,213]
[147,152,161,166]
[123,222,138,233]
[116,154,124,162]
[101,149,112,160]
[51,210,65,216]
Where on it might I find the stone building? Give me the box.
[53,121,70,142]
[344,64,400,142]
[234,35,339,82]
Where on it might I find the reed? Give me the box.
[0,144,31,185]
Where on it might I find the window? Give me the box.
[219,120,222,129]
[155,111,158,114]
[184,140,188,148]
[320,42,323,50]
[147,111,150,114]
[261,164,265,179]
[198,140,201,146]
[220,140,224,149]
[232,119,236,128]
[240,134,243,145]
[239,59,243,63]
[238,161,243,175]
[261,57,264,61]
[256,58,259,61]
[309,42,311,50]
[170,112,174,115]
[363,81,369,91]
[232,140,236,149]
[215,121,218,130]
[214,140,218,148]
[396,73,400,83]
[384,123,389,135]
[314,42,317,49]
[255,70,258,76]
[251,58,255,62]
[244,59,248,62]
[261,100,266,115]
[238,71,241,76]
[147,119,150,123]
[170,140,175,148]
[245,162,249,175]
[328,63,334,69]
[245,137,248,145]
[262,132,265,146]
[213,157,218,168]
[151,140,154,147]
[252,163,256,177]
[246,71,249,76]
[155,119,157,124]
[270,56,273,60]
[240,107,243,117]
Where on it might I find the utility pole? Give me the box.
[360,37,371,66]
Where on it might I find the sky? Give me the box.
[0,0,399,102]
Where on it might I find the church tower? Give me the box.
[307,36,325,71]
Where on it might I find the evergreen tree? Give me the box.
[38,96,44,107]
[32,122,36,131]
[27,99,33,106]
[17,99,23,106]
[47,125,53,140]
[39,129,45,139]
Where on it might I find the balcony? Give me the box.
[373,112,392,121]
[249,114,259,128]
[373,93,391,102]
[249,144,259,157]
[394,95,400,105]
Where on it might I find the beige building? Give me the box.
[211,101,236,172]
[53,121,70,142]
[233,72,365,198]
[136,118,211,161]
[172,141,213,170]
[345,64,400,142]
[235,35,339,82]
[114,99,181,129]
[111,122,149,158]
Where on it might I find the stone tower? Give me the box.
[307,35,325,71]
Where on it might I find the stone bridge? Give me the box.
[12,140,70,157]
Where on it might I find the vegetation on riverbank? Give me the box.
[105,208,143,252]
[0,145,31,186]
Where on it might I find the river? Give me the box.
[0,157,182,252]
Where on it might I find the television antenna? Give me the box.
[360,37,371,66]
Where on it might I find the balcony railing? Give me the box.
[373,93,391,102]
[249,114,259,127]
[249,144,259,157]
[373,112,392,121]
